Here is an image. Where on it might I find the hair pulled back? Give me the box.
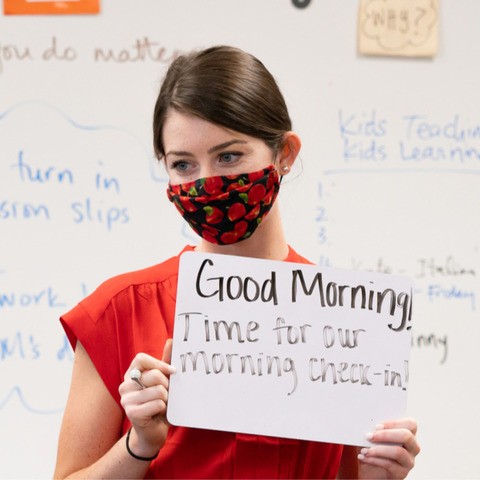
[153,45,292,159]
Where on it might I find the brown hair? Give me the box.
[153,45,292,159]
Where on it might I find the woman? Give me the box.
[54,45,420,479]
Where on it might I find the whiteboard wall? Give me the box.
[0,1,478,478]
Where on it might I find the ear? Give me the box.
[275,131,302,176]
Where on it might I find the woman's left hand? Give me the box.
[357,417,420,479]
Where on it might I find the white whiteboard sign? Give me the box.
[168,251,414,447]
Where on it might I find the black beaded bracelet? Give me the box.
[125,427,159,462]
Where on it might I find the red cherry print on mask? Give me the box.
[227,182,241,192]
[201,223,221,235]
[170,184,182,195]
[263,186,276,206]
[179,197,197,212]
[266,171,277,189]
[247,184,266,205]
[220,230,239,244]
[204,176,224,195]
[234,221,248,237]
[244,204,261,220]
[202,230,219,244]
[203,206,224,224]
[225,173,241,181]
[194,195,210,204]
[248,169,266,182]
[215,192,229,202]
[228,202,247,221]
[227,181,249,193]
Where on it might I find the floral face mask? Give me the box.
[166,165,280,245]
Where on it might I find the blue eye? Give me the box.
[171,160,190,172]
[219,152,241,163]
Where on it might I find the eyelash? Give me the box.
[219,152,242,163]
[170,160,190,172]
[169,152,243,174]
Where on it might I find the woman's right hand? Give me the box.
[118,339,176,458]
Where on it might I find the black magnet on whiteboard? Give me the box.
[292,0,311,8]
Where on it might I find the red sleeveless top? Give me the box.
[61,246,343,479]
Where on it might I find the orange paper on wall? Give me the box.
[4,0,100,15]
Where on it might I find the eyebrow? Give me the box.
[208,140,248,153]
[165,139,248,158]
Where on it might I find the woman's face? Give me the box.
[163,110,276,185]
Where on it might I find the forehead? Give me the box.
[162,110,256,151]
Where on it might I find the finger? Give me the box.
[162,338,173,366]
[124,397,169,425]
[368,422,420,456]
[119,378,139,396]
[125,383,168,405]
[360,443,415,470]
[121,384,168,414]
[125,352,176,380]
[140,368,171,390]
[379,417,418,435]
[358,451,409,479]
[368,427,412,445]
[368,429,420,457]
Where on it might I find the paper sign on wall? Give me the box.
[358,0,439,58]
[167,251,414,447]
[4,0,100,15]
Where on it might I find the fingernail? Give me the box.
[360,447,369,455]
[169,365,177,374]
[375,423,384,430]
[366,432,374,441]
[357,453,365,461]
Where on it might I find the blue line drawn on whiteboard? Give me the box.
[0,286,66,310]
[0,386,63,415]
[425,284,476,311]
[0,99,125,132]
[12,149,75,186]
[0,99,167,184]
[0,331,40,360]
